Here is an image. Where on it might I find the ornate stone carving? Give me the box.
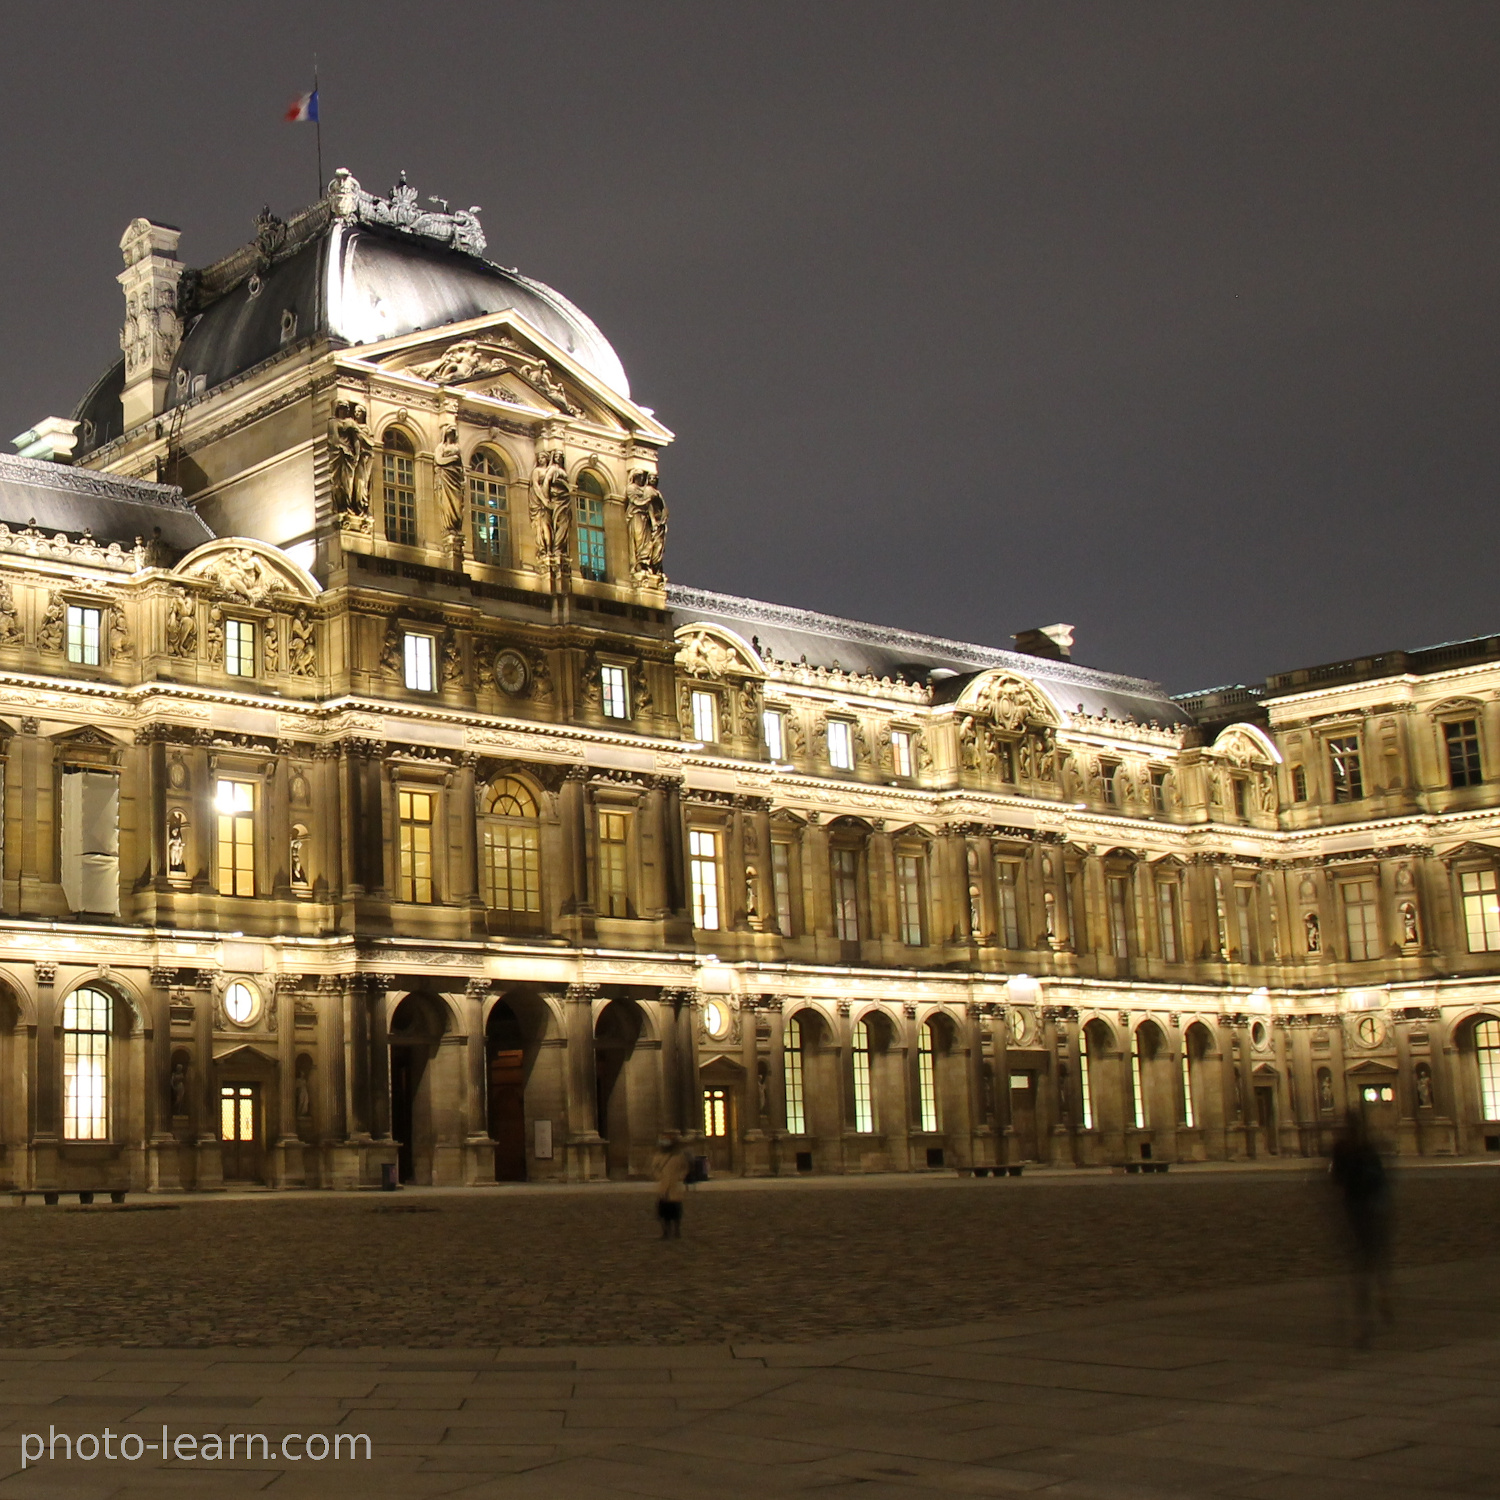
[37,594,64,654]
[205,604,225,665]
[287,608,316,677]
[165,590,197,657]
[528,450,571,566]
[434,423,465,538]
[329,401,374,527]
[625,469,667,582]
[327,169,486,257]
[0,583,21,647]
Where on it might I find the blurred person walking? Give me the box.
[1329,1107,1393,1346]
[652,1134,689,1239]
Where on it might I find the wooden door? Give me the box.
[1255,1085,1278,1154]
[702,1086,734,1172]
[1009,1072,1039,1161]
[1358,1081,1398,1142]
[219,1083,262,1181]
[488,1048,527,1181]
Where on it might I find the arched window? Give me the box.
[575,470,607,581]
[917,1021,938,1132]
[469,448,510,565]
[851,1018,874,1132]
[784,1015,806,1134]
[382,429,417,546]
[1130,1027,1148,1129]
[1476,1018,1500,1120]
[482,779,541,929]
[63,986,112,1140]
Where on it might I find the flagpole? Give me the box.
[313,58,324,199]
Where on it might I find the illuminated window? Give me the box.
[1079,1035,1095,1130]
[1130,1030,1147,1129]
[576,470,607,581]
[702,1087,729,1137]
[1476,1018,1500,1119]
[403,632,435,692]
[827,720,854,770]
[996,863,1022,949]
[224,618,255,677]
[771,840,795,937]
[221,1083,255,1144]
[832,847,860,941]
[1157,881,1180,962]
[1361,1084,1394,1104]
[482,780,540,918]
[62,986,111,1141]
[1463,869,1500,953]
[1446,719,1483,789]
[215,778,255,897]
[689,829,720,929]
[469,449,510,565]
[598,810,629,917]
[762,709,785,761]
[917,1022,938,1132]
[784,1016,806,1134]
[691,690,717,743]
[1341,879,1379,960]
[224,982,256,1025]
[397,789,434,903]
[382,430,417,546]
[851,1019,873,1132]
[1107,875,1131,958]
[65,605,102,666]
[1181,1044,1196,1127]
[897,852,924,946]
[1328,736,1363,802]
[891,730,913,778]
[599,663,629,720]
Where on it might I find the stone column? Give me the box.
[30,962,59,1190]
[271,976,305,1188]
[562,983,604,1180]
[739,996,770,1175]
[462,979,492,1184]
[193,972,224,1190]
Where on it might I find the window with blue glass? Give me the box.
[468,448,510,565]
[575,470,607,581]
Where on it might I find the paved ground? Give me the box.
[0,1168,1495,1497]
[0,1164,1497,1347]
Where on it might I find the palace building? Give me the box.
[0,171,1496,1192]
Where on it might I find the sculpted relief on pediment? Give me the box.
[392,337,582,416]
[674,625,763,681]
[962,670,1061,731]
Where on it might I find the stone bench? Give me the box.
[958,1166,1024,1178]
[7,1189,127,1207]
[1111,1162,1170,1175]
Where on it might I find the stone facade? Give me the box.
[0,172,1493,1191]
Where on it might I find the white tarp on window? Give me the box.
[61,770,119,916]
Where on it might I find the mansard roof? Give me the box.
[668,584,1190,725]
[0,453,213,553]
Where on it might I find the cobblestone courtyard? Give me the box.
[2,1165,1498,1349]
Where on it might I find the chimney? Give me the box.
[12,418,80,464]
[1012,624,1075,661]
[117,218,183,431]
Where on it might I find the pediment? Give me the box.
[173,540,320,604]
[674,623,765,680]
[213,1041,278,1066]
[1345,1058,1399,1076]
[1441,840,1500,867]
[955,669,1061,730]
[1208,722,1281,767]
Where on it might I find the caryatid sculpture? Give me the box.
[434,424,466,538]
[329,400,375,524]
[625,468,667,581]
[528,449,572,566]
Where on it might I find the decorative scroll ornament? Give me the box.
[327,169,486,258]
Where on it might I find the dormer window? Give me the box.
[469,449,510,565]
[382,429,417,546]
[225,618,255,677]
[66,605,102,666]
[827,720,854,771]
[1445,719,1483,788]
[575,470,607,581]
[1328,736,1363,802]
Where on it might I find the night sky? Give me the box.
[4,2,1497,693]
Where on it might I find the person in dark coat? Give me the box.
[1329,1108,1393,1345]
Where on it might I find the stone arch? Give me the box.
[172,537,321,602]
[956,668,1063,730]
[388,991,455,1185]
[594,996,660,1178]
[673,622,766,679]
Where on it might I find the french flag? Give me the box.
[285,89,318,123]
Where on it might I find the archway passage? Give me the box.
[389,993,448,1184]
[594,999,643,1179]
[487,1001,527,1181]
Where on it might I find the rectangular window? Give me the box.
[1446,719,1483,788]
[224,618,255,677]
[1328,736,1363,802]
[403,633,435,692]
[832,847,861,941]
[215,778,255,897]
[1181,1050,1195,1127]
[598,810,629,918]
[383,447,416,546]
[1079,1043,1094,1130]
[691,690,717,743]
[1151,770,1167,813]
[996,863,1022,949]
[763,709,785,761]
[689,829,720,930]
[891,730,913,778]
[896,852,925,946]
[482,824,540,915]
[1235,884,1258,962]
[397,789,434,904]
[783,1016,806,1134]
[827,720,854,770]
[1291,765,1308,802]
[1341,878,1379,960]
[469,468,510,565]
[1157,882,1180,962]
[1102,763,1119,806]
[1107,875,1131,958]
[1232,778,1247,820]
[576,493,607,581]
[1461,869,1500,953]
[917,1027,938,1132]
[60,769,120,916]
[771,840,795,937]
[851,1023,873,1132]
[600,664,629,720]
[702,1087,729,1138]
[65,605,102,666]
[63,988,110,1142]
[1130,1034,1147,1129]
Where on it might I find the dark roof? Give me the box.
[669,585,1190,725]
[0,454,213,553]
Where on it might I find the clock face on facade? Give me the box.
[1355,1015,1385,1048]
[494,650,529,695]
[1008,1009,1028,1046]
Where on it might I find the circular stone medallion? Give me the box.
[495,650,529,695]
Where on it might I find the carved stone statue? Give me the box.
[1415,1064,1433,1109]
[411,340,502,385]
[295,1072,312,1119]
[0,583,21,646]
[205,604,225,665]
[263,616,280,674]
[290,833,307,886]
[170,1059,188,1117]
[624,469,667,581]
[745,865,758,920]
[528,449,572,565]
[1318,1070,1335,1112]
[167,809,187,873]
[329,401,375,524]
[37,594,64,654]
[287,608,316,676]
[1304,910,1321,953]
[1400,900,1419,946]
[434,424,466,536]
[165,590,196,657]
[1044,889,1057,940]
[108,603,129,659]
